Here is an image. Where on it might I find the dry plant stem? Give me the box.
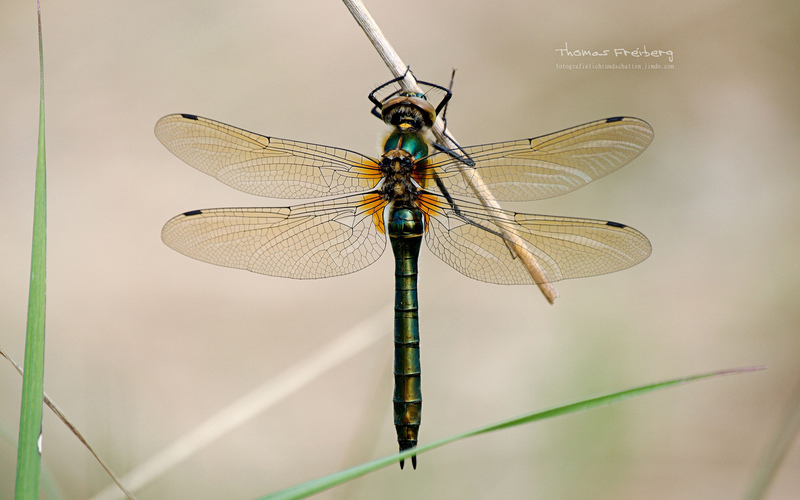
[1,348,137,500]
[342,0,559,303]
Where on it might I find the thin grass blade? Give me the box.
[257,367,763,500]
[15,3,48,498]
[2,348,138,499]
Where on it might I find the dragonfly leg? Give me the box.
[431,138,476,167]
[429,69,473,166]
[430,173,513,241]
[368,67,414,119]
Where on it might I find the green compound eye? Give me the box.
[399,91,427,100]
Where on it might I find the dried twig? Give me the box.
[342,0,558,303]
[0,348,137,500]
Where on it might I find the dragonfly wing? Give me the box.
[161,194,387,279]
[419,196,651,284]
[426,117,653,201]
[155,114,382,198]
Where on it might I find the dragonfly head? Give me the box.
[380,91,437,133]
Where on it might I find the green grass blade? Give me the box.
[257,367,762,500]
[15,3,47,498]
[3,420,65,500]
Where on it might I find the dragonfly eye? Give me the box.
[397,91,427,101]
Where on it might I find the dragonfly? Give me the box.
[155,75,653,469]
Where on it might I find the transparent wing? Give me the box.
[419,195,651,285]
[424,117,653,201]
[161,194,387,279]
[155,114,382,198]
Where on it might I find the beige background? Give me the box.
[2,0,799,498]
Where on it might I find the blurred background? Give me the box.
[2,0,799,498]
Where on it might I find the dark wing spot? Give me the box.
[183,209,203,216]
[605,116,624,123]
[180,114,199,121]
[606,221,626,228]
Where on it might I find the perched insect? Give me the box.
[156,75,652,468]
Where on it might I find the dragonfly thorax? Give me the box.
[379,149,421,203]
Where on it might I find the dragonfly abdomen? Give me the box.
[388,203,424,469]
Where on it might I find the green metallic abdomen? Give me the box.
[388,204,424,469]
